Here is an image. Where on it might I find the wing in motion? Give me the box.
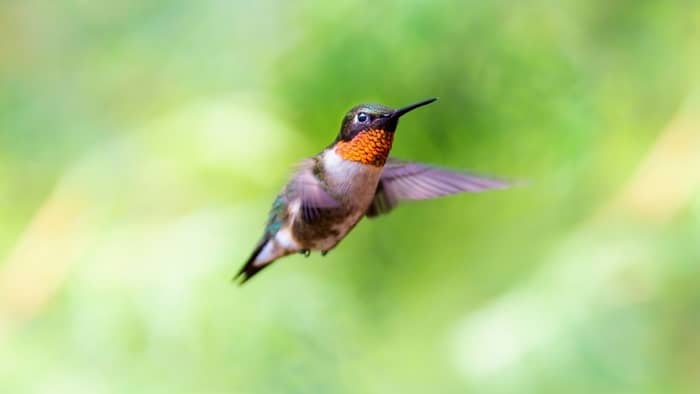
[366,158,512,217]
[291,169,340,222]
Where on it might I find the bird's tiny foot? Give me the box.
[321,250,329,257]
[300,249,310,257]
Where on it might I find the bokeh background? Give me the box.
[2,1,700,393]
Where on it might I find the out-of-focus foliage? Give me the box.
[1,1,699,393]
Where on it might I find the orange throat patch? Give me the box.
[334,129,394,166]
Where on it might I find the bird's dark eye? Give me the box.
[356,112,369,123]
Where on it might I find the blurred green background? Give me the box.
[1,1,700,393]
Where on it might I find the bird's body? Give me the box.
[297,150,383,250]
[236,98,510,283]
[246,133,390,276]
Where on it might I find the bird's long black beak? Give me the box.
[391,97,438,119]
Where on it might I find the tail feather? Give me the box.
[234,239,272,285]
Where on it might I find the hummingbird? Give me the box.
[235,98,510,284]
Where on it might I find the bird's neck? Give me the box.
[334,128,394,166]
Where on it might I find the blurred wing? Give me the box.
[290,161,340,222]
[366,158,512,217]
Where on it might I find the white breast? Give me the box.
[322,149,383,200]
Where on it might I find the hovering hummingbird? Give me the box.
[236,98,510,283]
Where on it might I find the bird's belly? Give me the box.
[291,191,374,251]
[290,150,384,251]
[296,175,380,250]
[311,209,366,250]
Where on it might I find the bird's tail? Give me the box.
[234,239,272,284]
[236,236,299,284]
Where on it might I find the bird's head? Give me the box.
[333,98,437,166]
